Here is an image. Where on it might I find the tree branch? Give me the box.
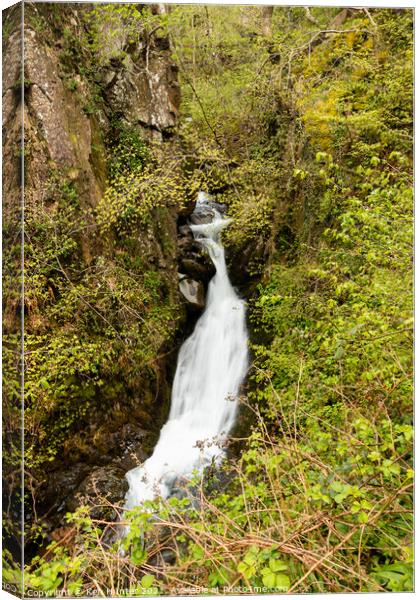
[304,7,320,27]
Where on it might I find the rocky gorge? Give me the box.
[2,3,413,595]
[2,1,257,554]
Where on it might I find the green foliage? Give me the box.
[23,156,184,506]
[108,125,149,180]
[25,334,115,467]
[2,549,22,596]
[372,547,414,592]
[237,546,290,591]
[25,506,161,597]
[122,5,411,595]
[84,4,167,67]
[121,504,154,565]
[64,78,78,92]
[97,157,186,234]
[22,4,413,596]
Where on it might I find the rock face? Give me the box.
[176,225,213,311]
[18,3,180,198]
[2,2,186,547]
[101,43,179,135]
[96,11,180,136]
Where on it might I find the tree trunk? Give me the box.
[261,6,274,37]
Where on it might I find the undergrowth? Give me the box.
[4,4,413,596]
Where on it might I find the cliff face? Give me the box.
[21,2,179,203]
[2,2,189,545]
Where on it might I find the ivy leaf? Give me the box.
[141,575,155,588]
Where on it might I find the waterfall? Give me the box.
[124,193,249,509]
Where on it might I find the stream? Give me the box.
[124,193,249,509]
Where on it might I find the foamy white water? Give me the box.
[124,193,249,508]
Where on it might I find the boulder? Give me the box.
[177,235,196,254]
[178,275,205,310]
[189,210,213,225]
[66,466,128,520]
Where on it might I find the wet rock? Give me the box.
[114,426,155,472]
[189,197,227,225]
[117,441,149,472]
[43,463,91,512]
[177,217,216,287]
[40,423,158,528]
[189,208,214,225]
[178,199,197,217]
[177,235,196,255]
[179,258,215,281]
[66,466,128,520]
[178,224,193,237]
[177,226,203,256]
[178,275,205,310]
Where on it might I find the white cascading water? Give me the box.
[124,193,249,509]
